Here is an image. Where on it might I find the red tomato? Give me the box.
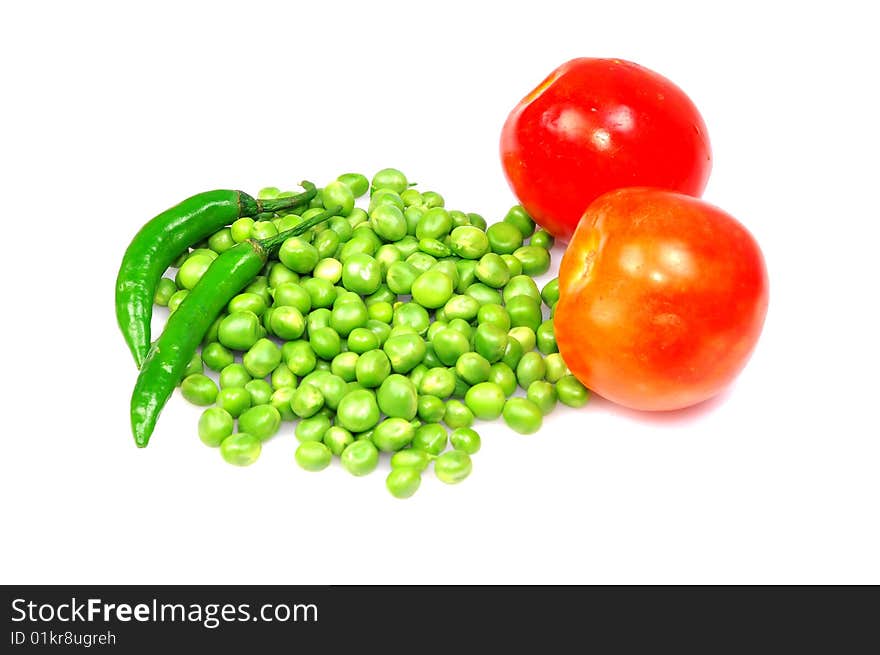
[500,58,712,241]
[555,188,768,411]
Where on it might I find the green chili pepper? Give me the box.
[130,205,340,448]
[116,182,317,368]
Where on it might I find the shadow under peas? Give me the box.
[587,386,734,427]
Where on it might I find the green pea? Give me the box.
[455,352,491,385]
[536,320,558,354]
[270,388,296,421]
[422,344,441,369]
[341,253,382,295]
[464,382,506,420]
[367,204,406,242]
[377,374,419,420]
[251,220,278,241]
[220,433,261,466]
[230,217,255,243]
[498,254,521,277]
[367,301,394,324]
[417,395,445,423]
[502,397,543,434]
[258,186,280,199]
[303,371,348,411]
[291,383,324,418]
[449,226,489,259]
[301,278,338,309]
[238,405,282,442]
[503,205,535,238]
[421,190,445,208]
[543,353,570,383]
[216,387,252,418]
[384,261,416,295]
[369,188,405,213]
[343,328,376,355]
[272,282,311,314]
[329,301,368,338]
[331,351,359,382]
[179,373,217,406]
[556,375,591,407]
[418,367,456,398]
[486,221,524,255]
[516,352,547,390]
[278,237,319,274]
[219,363,251,389]
[503,275,542,304]
[393,303,431,334]
[443,400,474,429]
[321,180,355,216]
[365,284,395,306]
[218,311,262,351]
[336,389,381,433]
[243,338,282,378]
[372,168,409,194]
[355,350,391,388]
[530,229,555,250]
[474,252,511,289]
[320,426,352,457]
[198,407,234,447]
[394,234,420,258]
[269,306,306,341]
[202,342,234,372]
[346,208,370,229]
[450,427,481,454]
[337,172,369,198]
[452,260,476,294]
[385,468,421,499]
[432,328,471,366]
[400,188,423,207]
[473,323,509,363]
[338,234,376,261]
[329,215,354,242]
[527,380,558,415]
[541,277,559,307]
[417,237,450,258]
[411,270,454,309]
[446,210,467,228]
[340,439,380,476]
[391,449,431,472]
[507,296,543,332]
[434,450,472,484]
[372,417,416,452]
[508,326,537,353]
[442,295,479,322]
[306,307,332,334]
[513,245,551,277]
[203,313,225,344]
[313,230,341,260]
[488,362,517,397]
[243,275,270,304]
[244,379,273,405]
[154,277,177,306]
[307,326,340,360]
[283,340,317,376]
[406,251,437,274]
[446,318,472,339]
[416,207,452,240]
[295,414,332,443]
[167,289,189,313]
[227,292,266,317]
[312,257,343,284]
[383,333,426,373]
[176,253,213,290]
[465,283,503,306]
[412,423,447,456]
[477,304,511,332]
[208,227,235,254]
[295,441,332,472]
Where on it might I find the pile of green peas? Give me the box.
[156,168,590,498]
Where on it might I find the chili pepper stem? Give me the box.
[258,205,343,255]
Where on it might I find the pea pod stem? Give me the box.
[116,182,317,368]
[130,205,341,448]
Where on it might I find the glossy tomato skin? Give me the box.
[555,188,768,411]
[501,58,712,241]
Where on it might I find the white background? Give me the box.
[1,1,878,584]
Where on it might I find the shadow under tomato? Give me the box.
[587,386,734,427]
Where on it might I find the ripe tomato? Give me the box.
[555,188,768,411]
[500,58,712,241]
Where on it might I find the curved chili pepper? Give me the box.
[130,205,340,448]
[116,183,317,368]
